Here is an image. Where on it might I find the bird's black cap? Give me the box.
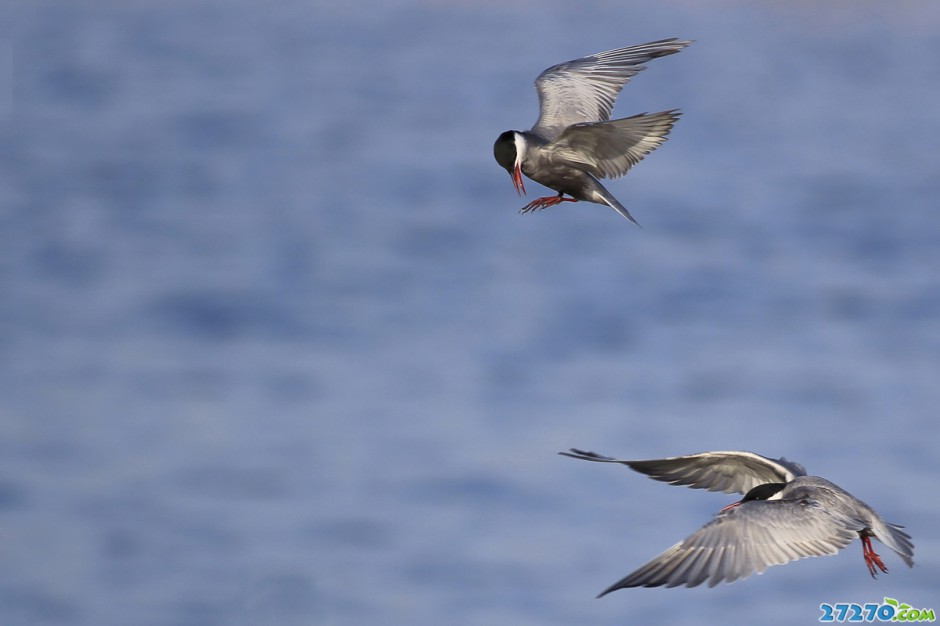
[493,130,517,172]
[741,482,787,503]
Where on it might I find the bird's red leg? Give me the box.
[861,534,888,578]
[520,193,578,214]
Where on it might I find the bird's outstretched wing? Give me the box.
[547,110,680,179]
[560,449,807,495]
[532,38,691,139]
[599,497,858,593]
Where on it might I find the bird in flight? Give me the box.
[561,448,914,595]
[494,38,691,225]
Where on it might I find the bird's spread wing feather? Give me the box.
[532,38,691,139]
[560,449,807,495]
[547,110,680,179]
[599,498,858,592]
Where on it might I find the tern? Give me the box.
[560,449,914,594]
[493,38,691,225]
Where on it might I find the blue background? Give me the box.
[3,1,939,624]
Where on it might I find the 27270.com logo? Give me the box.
[820,598,935,623]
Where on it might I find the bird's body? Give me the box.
[494,39,691,224]
[560,449,914,594]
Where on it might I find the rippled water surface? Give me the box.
[3,1,940,624]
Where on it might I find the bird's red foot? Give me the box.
[861,534,888,578]
[520,195,577,213]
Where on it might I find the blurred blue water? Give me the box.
[3,1,940,624]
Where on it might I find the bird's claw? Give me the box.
[864,551,888,578]
[520,195,576,213]
[861,535,889,578]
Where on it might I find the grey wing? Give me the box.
[599,498,858,593]
[546,110,680,180]
[532,38,691,139]
[560,449,806,495]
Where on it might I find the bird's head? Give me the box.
[720,482,787,512]
[493,130,526,196]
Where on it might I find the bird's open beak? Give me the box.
[719,500,742,513]
[511,163,526,196]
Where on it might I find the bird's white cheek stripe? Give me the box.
[513,132,527,171]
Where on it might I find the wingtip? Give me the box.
[596,583,619,599]
[558,448,596,459]
[558,449,588,461]
[649,38,695,56]
[597,577,644,597]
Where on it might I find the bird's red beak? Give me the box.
[511,163,526,196]
[719,500,742,513]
